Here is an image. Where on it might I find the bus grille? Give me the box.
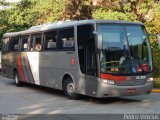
[115,80,146,86]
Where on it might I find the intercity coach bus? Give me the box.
[1,20,158,99]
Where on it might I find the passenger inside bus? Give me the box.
[35,43,41,51]
[119,52,129,65]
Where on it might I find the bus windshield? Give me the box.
[97,24,152,75]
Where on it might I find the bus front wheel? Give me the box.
[14,71,23,87]
[63,78,79,100]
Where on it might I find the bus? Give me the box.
[1,20,158,99]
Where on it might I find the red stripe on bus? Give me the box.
[100,73,128,81]
[17,54,26,81]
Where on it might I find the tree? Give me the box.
[61,0,93,20]
[0,0,64,36]
[0,0,10,6]
[32,0,64,25]
[93,0,158,22]
[0,0,11,38]
[8,0,37,32]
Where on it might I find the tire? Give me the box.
[14,71,23,87]
[63,78,80,100]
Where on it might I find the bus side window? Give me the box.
[44,31,57,50]
[21,36,29,51]
[58,27,74,50]
[8,37,19,51]
[30,33,42,51]
[2,38,9,52]
[2,39,5,51]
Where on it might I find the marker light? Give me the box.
[71,57,75,65]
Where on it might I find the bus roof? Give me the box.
[2,19,143,38]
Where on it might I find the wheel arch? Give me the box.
[62,73,75,90]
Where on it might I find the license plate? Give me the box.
[136,76,146,80]
[127,88,136,93]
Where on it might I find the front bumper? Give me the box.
[96,82,153,98]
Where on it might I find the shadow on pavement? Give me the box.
[7,78,144,104]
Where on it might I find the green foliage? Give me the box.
[93,9,137,21]
[0,0,36,35]
[62,0,92,20]
[152,49,160,77]
[32,0,64,25]
[0,0,10,6]
[0,0,64,36]
[8,0,36,31]
[153,78,160,88]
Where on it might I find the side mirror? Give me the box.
[93,31,103,50]
[157,34,160,49]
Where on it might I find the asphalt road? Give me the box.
[0,76,160,115]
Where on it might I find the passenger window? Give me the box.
[21,36,29,51]
[2,38,9,52]
[8,37,19,51]
[58,28,74,50]
[2,40,5,51]
[30,34,42,51]
[44,31,57,50]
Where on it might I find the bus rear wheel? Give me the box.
[14,71,23,87]
[63,78,79,100]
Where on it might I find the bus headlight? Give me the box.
[147,77,153,82]
[101,79,115,85]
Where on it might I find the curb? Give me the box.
[152,89,160,93]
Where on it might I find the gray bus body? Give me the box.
[1,20,153,98]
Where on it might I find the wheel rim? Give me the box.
[15,74,19,84]
[67,83,74,95]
